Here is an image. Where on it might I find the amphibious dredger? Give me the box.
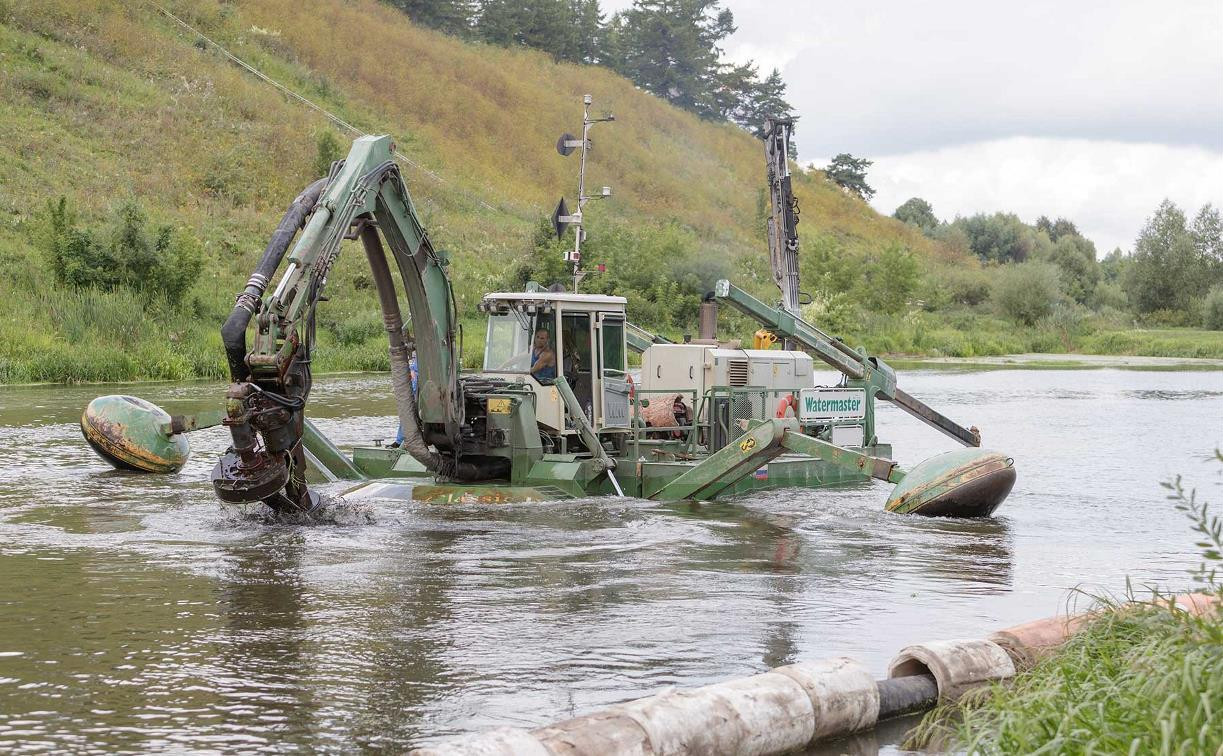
[81,102,1015,517]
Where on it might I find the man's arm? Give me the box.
[530,348,556,374]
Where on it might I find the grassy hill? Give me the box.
[0,0,1215,384]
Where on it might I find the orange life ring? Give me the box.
[775,394,797,418]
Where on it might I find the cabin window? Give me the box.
[483,310,555,374]
[601,318,625,375]
[561,312,592,386]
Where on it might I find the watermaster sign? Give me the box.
[798,388,867,421]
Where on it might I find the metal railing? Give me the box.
[623,385,806,459]
[705,386,805,452]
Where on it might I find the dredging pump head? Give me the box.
[80,395,189,473]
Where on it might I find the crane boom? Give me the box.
[765,117,800,317]
[713,279,982,448]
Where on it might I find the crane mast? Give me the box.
[765,117,800,323]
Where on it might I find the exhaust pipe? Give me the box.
[698,292,718,341]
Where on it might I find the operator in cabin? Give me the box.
[492,325,557,381]
[528,328,556,382]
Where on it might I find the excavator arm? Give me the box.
[211,135,465,512]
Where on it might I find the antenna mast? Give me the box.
[552,94,615,292]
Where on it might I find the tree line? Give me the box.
[384,0,796,143]
[892,196,1223,329]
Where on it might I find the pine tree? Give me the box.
[614,0,735,118]
[710,60,758,124]
[390,0,798,141]
[572,0,605,64]
[474,0,520,46]
[729,67,796,148]
[825,154,874,201]
[749,70,793,128]
[385,0,475,37]
[476,0,605,64]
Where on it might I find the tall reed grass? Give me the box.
[909,455,1223,755]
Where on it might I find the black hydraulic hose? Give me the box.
[876,674,939,720]
[220,178,327,381]
[358,222,493,481]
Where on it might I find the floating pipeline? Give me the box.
[410,593,1217,756]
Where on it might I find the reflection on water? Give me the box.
[0,368,1219,752]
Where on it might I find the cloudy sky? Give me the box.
[607,0,1223,253]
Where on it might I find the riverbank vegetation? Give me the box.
[892,198,1223,332]
[909,456,1223,754]
[1,0,1221,384]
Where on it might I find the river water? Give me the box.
[0,368,1219,752]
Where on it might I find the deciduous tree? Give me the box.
[1191,204,1223,277]
[951,213,1034,263]
[1035,215,1081,243]
[1036,234,1099,304]
[1123,200,1208,316]
[893,197,938,235]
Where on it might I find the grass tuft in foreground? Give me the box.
[908,453,1223,755]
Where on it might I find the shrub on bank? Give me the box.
[1203,285,1223,331]
[861,243,919,314]
[1141,308,1200,329]
[935,265,992,308]
[992,261,1064,326]
[39,198,202,301]
[1089,279,1128,312]
[1080,328,1223,359]
[322,312,385,347]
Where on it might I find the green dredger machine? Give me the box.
[81,102,1015,517]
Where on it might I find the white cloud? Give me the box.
[603,1,1222,153]
[599,1,1223,250]
[855,137,1223,254]
[727,0,1223,155]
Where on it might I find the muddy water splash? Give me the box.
[0,369,1219,752]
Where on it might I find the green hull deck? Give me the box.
[343,439,894,503]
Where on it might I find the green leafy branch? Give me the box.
[1161,449,1223,593]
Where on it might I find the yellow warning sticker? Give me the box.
[739,437,757,453]
[488,398,512,414]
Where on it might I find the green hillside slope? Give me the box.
[3,1,1212,384]
[1,0,945,383]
